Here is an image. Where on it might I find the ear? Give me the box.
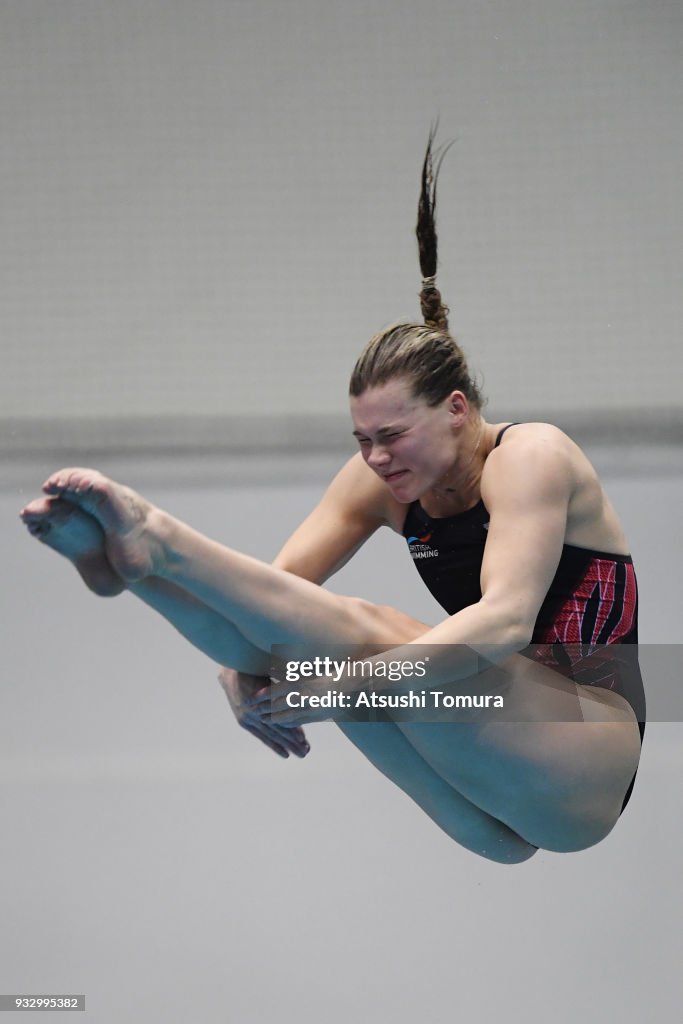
[446,390,469,426]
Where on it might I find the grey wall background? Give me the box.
[2,0,682,454]
[1,2,682,1023]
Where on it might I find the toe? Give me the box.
[26,520,49,538]
[21,496,53,518]
[43,467,82,492]
[43,468,97,498]
[42,474,65,494]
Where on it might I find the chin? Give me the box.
[388,475,421,502]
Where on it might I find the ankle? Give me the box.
[147,505,182,578]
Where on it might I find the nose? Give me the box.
[366,444,391,469]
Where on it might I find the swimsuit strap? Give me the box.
[494,422,521,448]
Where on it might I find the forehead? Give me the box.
[350,379,427,433]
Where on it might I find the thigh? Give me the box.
[344,598,432,648]
[393,654,642,851]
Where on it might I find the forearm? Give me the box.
[411,600,528,675]
[260,600,534,724]
[355,600,530,695]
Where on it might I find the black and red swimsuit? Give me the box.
[402,423,645,807]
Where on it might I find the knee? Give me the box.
[480,839,539,865]
[540,810,620,854]
[441,812,541,865]
[509,726,641,853]
[346,597,427,646]
[519,790,624,853]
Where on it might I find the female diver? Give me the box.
[20,133,644,865]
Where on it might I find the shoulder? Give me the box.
[274,454,404,581]
[481,423,581,507]
[323,453,407,532]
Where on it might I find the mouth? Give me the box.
[382,470,409,483]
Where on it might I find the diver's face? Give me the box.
[350,378,462,501]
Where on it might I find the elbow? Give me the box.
[490,621,532,659]
[478,597,533,652]
[509,620,533,651]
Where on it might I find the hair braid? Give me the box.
[349,128,483,413]
[416,126,454,331]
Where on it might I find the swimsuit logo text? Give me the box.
[407,531,439,560]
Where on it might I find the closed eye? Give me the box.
[353,431,404,446]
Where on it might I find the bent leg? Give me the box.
[21,483,533,862]
[27,471,641,854]
[35,469,427,656]
[394,655,643,852]
[128,578,272,675]
[20,492,424,676]
[338,719,537,864]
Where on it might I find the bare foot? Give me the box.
[40,467,162,581]
[20,496,125,596]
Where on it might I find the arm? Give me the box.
[272,453,390,579]
[398,430,572,674]
[265,434,575,720]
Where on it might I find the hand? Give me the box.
[218,667,310,759]
[246,672,356,726]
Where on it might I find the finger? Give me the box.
[266,713,307,727]
[270,735,310,757]
[241,723,290,758]
[242,713,310,755]
[269,722,309,747]
[257,713,304,737]
[250,725,309,758]
[263,707,308,727]
[267,693,296,716]
[245,687,271,707]
[269,729,310,756]
[252,718,310,756]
